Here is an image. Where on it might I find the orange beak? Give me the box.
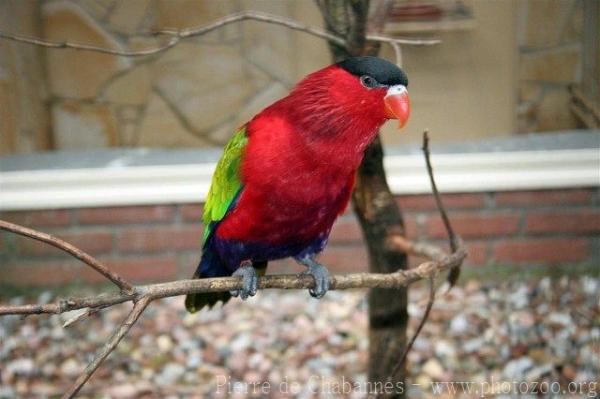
[384,85,410,128]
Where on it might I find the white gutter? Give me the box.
[0,149,598,211]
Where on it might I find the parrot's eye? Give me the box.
[360,75,379,89]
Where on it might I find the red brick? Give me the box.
[397,193,486,212]
[329,217,363,244]
[493,238,589,264]
[84,256,178,283]
[525,210,600,235]
[0,262,81,286]
[426,212,521,239]
[318,245,369,273]
[119,226,202,253]
[16,231,113,256]
[404,215,419,238]
[495,189,593,206]
[78,205,175,225]
[0,256,178,286]
[464,241,489,266]
[0,209,71,227]
[181,204,204,222]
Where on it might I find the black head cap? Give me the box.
[337,56,408,87]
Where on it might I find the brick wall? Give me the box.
[1,188,598,288]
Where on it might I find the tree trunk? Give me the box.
[316,1,408,395]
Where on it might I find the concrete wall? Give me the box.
[0,0,590,155]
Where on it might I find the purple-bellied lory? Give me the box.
[185,56,410,312]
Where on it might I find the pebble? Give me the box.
[422,358,445,379]
[548,312,572,326]
[449,313,469,334]
[59,359,80,378]
[6,359,35,378]
[463,337,485,353]
[157,334,174,352]
[155,363,185,385]
[230,333,252,352]
[434,339,456,358]
[0,276,597,397]
[502,357,533,379]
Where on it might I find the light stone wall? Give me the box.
[516,0,585,133]
[39,0,330,150]
[0,1,589,155]
[0,1,51,155]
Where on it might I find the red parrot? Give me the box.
[185,56,410,312]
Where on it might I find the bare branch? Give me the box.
[0,220,134,294]
[0,290,136,316]
[388,276,435,383]
[387,234,448,262]
[0,11,438,58]
[62,296,152,399]
[422,130,462,288]
[422,131,458,253]
[0,30,178,56]
[366,33,439,46]
[0,243,465,317]
[382,131,466,395]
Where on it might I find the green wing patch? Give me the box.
[202,126,248,242]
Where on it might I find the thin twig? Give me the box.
[0,7,426,84]
[388,276,435,382]
[62,296,152,399]
[387,234,447,262]
[0,290,137,316]
[422,130,458,252]
[382,131,465,395]
[423,130,462,287]
[0,11,438,58]
[0,220,134,294]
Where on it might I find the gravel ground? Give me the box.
[0,276,598,398]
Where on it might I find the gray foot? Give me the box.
[298,258,330,298]
[230,262,258,300]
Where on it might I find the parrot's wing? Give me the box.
[202,126,248,243]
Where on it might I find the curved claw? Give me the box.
[230,262,258,300]
[301,262,330,299]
